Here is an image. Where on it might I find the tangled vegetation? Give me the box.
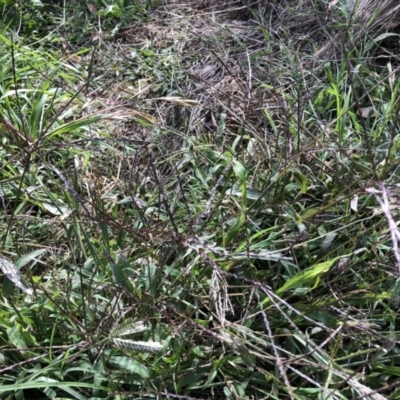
[0,0,400,399]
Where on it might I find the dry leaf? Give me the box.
[329,0,339,10]
[151,97,201,107]
[357,106,376,118]
[87,3,97,14]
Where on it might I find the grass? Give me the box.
[0,0,400,399]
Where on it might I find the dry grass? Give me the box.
[1,0,400,398]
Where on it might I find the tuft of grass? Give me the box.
[0,0,400,399]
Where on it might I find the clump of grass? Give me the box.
[316,0,400,61]
[0,0,400,399]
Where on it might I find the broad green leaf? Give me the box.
[7,324,27,349]
[43,386,57,399]
[261,257,342,306]
[15,249,47,268]
[108,356,149,378]
[300,174,308,194]
[42,115,102,143]
[224,213,245,246]
[7,322,38,348]
[109,257,135,292]
[178,368,209,389]
[41,202,71,217]
[233,159,247,209]
[232,160,247,185]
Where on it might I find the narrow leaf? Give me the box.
[276,257,341,296]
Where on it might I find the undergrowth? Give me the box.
[0,0,400,399]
